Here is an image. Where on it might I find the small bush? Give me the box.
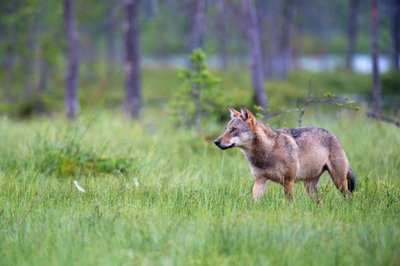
[31,136,135,177]
[170,49,227,129]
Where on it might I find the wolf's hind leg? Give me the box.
[304,180,320,203]
[327,147,352,197]
[327,165,352,197]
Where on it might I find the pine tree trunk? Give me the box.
[64,0,80,119]
[278,0,295,80]
[243,0,268,117]
[264,0,281,79]
[371,0,382,116]
[346,0,360,71]
[188,0,206,52]
[124,0,142,119]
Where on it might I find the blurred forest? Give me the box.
[0,0,399,121]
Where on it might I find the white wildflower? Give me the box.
[73,180,86,193]
[133,178,139,187]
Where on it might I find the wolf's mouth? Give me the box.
[218,143,235,150]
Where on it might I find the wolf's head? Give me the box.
[214,107,257,150]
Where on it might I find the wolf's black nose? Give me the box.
[214,139,221,147]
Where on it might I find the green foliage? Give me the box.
[31,134,134,177]
[170,49,226,127]
[287,70,371,95]
[0,112,399,265]
[0,95,63,119]
[382,70,400,94]
[253,105,266,120]
[1,67,397,121]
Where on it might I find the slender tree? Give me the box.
[391,0,400,70]
[278,0,295,80]
[346,0,360,71]
[371,0,381,116]
[263,0,280,79]
[188,0,206,52]
[64,0,80,119]
[124,0,142,119]
[243,0,268,117]
[261,0,294,80]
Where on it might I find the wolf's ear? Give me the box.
[228,106,241,118]
[241,107,256,126]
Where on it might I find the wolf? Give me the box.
[214,107,355,201]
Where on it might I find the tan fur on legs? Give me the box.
[327,160,352,197]
[252,178,267,201]
[332,177,351,196]
[283,180,295,200]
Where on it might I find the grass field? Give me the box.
[0,105,399,265]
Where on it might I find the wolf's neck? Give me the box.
[241,131,276,169]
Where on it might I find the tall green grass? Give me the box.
[0,109,399,265]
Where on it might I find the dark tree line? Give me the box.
[0,0,398,119]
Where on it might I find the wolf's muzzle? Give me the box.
[214,139,234,150]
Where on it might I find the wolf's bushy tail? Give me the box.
[347,168,356,193]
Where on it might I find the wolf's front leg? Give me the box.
[252,178,267,201]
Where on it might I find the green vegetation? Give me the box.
[2,67,391,120]
[0,66,399,265]
[0,100,399,265]
[1,0,399,263]
[171,49,225,127]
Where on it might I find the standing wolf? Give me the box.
[214,107,355,201]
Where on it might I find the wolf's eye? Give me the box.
[229,127,236,133]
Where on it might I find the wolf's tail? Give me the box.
[347,167,356,193]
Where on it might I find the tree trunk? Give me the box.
[264,0,281,79]
[124,0,142,119]
[188,0,206,52]
[371,0,382,116]
[391,0,400,70]
[216,0,228,68]
[243,0,268,117]
[346,0,360,71]
[64,0,80,119]
[278,0,295,80]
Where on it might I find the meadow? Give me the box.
[0,69,400,266]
